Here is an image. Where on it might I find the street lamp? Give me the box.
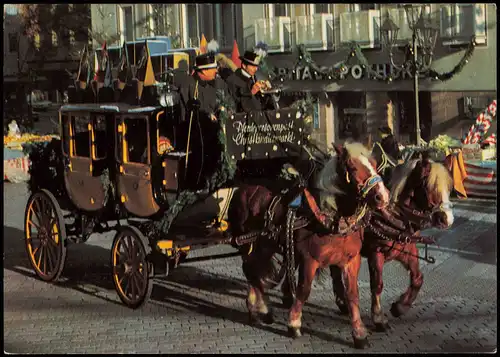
[381,5,439,145]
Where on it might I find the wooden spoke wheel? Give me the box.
[262,252,286,290]
[24,189,67,282]
[111,226,154,309]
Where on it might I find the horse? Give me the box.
[227,141,391,349]
[330,153,454,331]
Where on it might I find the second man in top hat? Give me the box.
[223,45,275,113]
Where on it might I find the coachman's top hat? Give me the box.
[240,51,263,66]
[378,126,393,135]
[194,53,217,70]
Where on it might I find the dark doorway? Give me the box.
[394,91,432,142]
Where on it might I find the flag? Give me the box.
[137,40,157,100]
[117,41,131,90]
[200,34,207,54]
[76,45,88,89]
[231,39,242,68]
[93,51,100,81]
[462,99,497,145]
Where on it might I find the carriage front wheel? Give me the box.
[24,189,67,282]
[111,226,154,309]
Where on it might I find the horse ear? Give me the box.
[333,144,344,157]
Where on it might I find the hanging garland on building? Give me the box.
[427,36,476,81]
[273,36,476,83]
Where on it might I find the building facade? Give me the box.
[238,3,497,147]
[90,4,244,51]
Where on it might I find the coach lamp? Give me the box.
[381,5,439,146]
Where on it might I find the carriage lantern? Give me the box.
[381,5,439,146]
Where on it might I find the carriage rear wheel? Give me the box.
[24,189,67,282]
[111,226,154,309]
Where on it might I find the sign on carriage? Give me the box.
[225,108,306,160]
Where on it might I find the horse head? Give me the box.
[316,141,390,214]
[390,151,454,229]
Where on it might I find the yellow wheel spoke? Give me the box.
[28,219,41,231]
[36,245,43,269]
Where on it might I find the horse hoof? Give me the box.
[282,297,294,309]
[288,327,302,339]
[374,322,391,333]
[353,337,370,350]
[337,303,349,316]
[261,312,274,325]
[390,302,409,318]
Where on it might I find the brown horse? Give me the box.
[330,154,454,331]
[228,142,390,349]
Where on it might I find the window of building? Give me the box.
[8,33,18,53]
[337,92,367,141]
[5,4,18,16]
[218,4,235,48]
[274,4,288,17]
[315,4,330,14]
[348,4,376,12]
[120,5,134,42]
[187,4,199,47]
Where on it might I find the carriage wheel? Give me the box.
[111,226,154,309]
[24,189,67,282]
[262,252,287,290]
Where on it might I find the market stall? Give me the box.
[4,120,57,183]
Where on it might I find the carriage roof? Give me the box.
[59,103,161,114]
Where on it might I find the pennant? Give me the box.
[93,51,100,81]
[200,34,207,54]
[231,39,242,68]
[117,41,131,90]
[143,41,156,87]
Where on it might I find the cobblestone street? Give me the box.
[3,183,497,353]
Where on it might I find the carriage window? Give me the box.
[124,117,149,164]
[93,115,107,159]
[73,115,91,158]
[61,114,71,155]
[157,111,174,154]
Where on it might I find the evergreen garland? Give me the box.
[278,37,477,83]
[23,139,68,200]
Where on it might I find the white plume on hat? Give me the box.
[207,40,220,54]
[254,42,268,58]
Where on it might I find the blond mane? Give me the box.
[315,141,373,213]
[390,159,453,204]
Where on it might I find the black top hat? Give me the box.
[240,51,262,66]
[378,126,393,135]
[193,53,217,70]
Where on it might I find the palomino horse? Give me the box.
[330,153,454,331]
[228,142,390,349]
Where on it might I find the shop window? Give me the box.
[337,92,367,141]
[73,115,91,158]
[124,118,149,164]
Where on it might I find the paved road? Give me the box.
[3,182,497,353]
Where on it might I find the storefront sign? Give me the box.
[274,64,424,81]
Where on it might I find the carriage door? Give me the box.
[116,115,160,218]
[62,112,107,212]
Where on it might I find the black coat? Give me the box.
[173,73,233,190]
[224,68,275,113]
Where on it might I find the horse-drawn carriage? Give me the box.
[24,41,457,349]
[23,80,314,306]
